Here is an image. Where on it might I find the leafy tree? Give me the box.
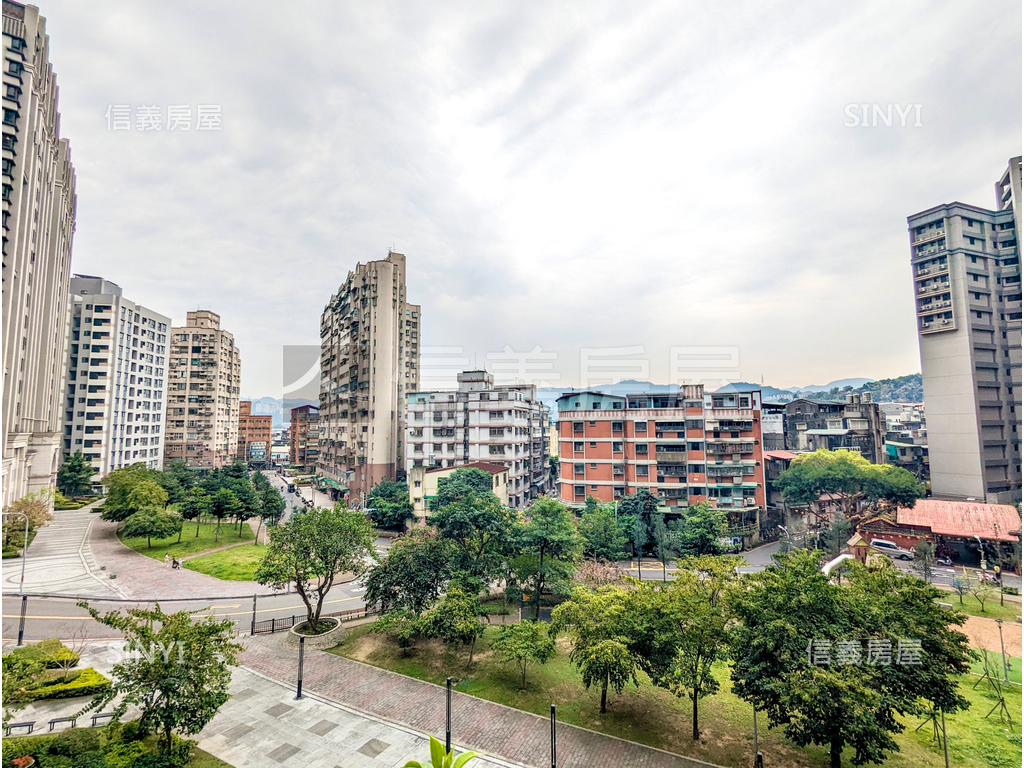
[617,489,661,554]
[57,452,94,496]
[817,512,852,558]
[365,529,455,615]
[664,556,738,739]
[729,551,972,768]
[950,574,969,605]
[969,577,997,613]
[164,459,197,499]
[179,488,212,538]
[671,503,727,556]
[516,497,581,619]
[210,488,241,542]
[101,464,163,521]
[4,491,53,537]
[77,602,241,758]
[125,479,169,514]
[578,639,639,714]
[2,653,43,726]
[651,512,674,580]
[120,508,183,548]
[367,480,415,531]
[255,505,376,631]
[226,477,260,536]
[372,610,423,655]
[628,514,648,579]
[257,484,286,538]
[421,588,484,663]
[492,620,556,688]
[574,559,623,589]
[429,472,520,588]
[579,504,627,562]
[912,540,936,583]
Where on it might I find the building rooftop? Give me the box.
[897,499,1022,543]
[764,450,799,461]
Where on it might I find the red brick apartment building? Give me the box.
[556,385,766,538]
[237,400,273,463]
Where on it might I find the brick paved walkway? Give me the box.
[242,634,720,768]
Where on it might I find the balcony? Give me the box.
[912,228,945,245]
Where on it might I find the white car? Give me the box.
[869,539,914,561]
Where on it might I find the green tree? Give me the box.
[421,587,484,663]
[579,504,628,562]
[77,602,241,758]
[127,479,170,513]
[372,610,423,655]
[729,551,972,768]
[120,507,183,548]
[2,653,43,726]
[578,639,639,714]
[226,477,260,536]
[57,452,94,497]
[817,512,852,558]
[367,480,415,531]
[617,489,661,554]
[365,529,455,616]
[164,459,197,498]
[672,503,727,556]
[101,464,162,521]
[210,488,241,542]
[178,488,212,539]
[429,468,496,509]
[257,484,287,538]
[516,497,581,619]
[912,540,936,583]
[492,620,556,688]
[628,514,648,579]
[651,512,674,580]
[255,505,376,631]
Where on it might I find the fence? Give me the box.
[252,605,378,635]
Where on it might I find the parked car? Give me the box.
[869,539,914,561]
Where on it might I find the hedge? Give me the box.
[8,639,81,669]
[2,723,195,768]
[22,668,111,702]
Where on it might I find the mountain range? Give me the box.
[248,374,923,428]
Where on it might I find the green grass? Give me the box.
[185,543,267,581]
[331,623,1022,768]
[968,653,1022,685]
[937,594,1022,622]
[119,520,253,560]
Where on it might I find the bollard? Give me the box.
[17,594,28,646]
[250,594,257,635]
[295,636,305,699]
[550,704,557,768]
[445,677,453,753]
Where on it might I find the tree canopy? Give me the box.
[57,452,95,497]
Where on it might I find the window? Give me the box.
[635,421,648,434]
[637,465,649,477]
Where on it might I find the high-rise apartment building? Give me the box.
[63,276,169,482]
[557,385,766,542]
[237,400,272,465]
[2,1,77,503]
[907,156,1022,503]
[319,252,420,500]
[783,393,885,463]
[405,370,550,508]
[289,404,319,472]
[164,311,241,469]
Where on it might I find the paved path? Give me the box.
[2,502,121,598]
[242,634,718,768]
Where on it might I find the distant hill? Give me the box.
[715,381,796,402]
[811,373,923,403]
[244,396,317,429]
[794,377,874,393]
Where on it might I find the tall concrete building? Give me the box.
[783,393,885,464]
[288,404,319,472]
[907,156,1022,503]
[2,1,78,503]
[164,311,241,469]
[237,400,272,465]
[63,276,170,483]
[405,370,550,508]
[319,252,420,500]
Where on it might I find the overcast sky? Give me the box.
[42,0,1021,397]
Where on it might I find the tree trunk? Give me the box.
[691,692,699,740]
[177,528,183,544]
[830,736,842,768]
[196,518,201,537]
[637,555,641,581]
[534,546,545,621]
[521,662,528,689]
[215,519,221,542]
[164,724,174,756]
[469,634,477,664]
[662,558,666,581]
[147,535,152,548]
[600,679,608,713]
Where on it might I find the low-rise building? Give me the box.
[408,460,510,524]
[405,370,549,508]
[289,404,320,472]
[784,394,885,463]
[237,400,272,465]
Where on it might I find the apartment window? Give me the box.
[637,465,649,477]
[635,421,648,435]
[573,442,584,452]
[636,444,648,456]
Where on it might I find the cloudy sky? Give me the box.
[43,0,1020,397]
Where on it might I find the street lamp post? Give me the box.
[3,510,30,595]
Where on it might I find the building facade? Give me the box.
[783,394,885,463]
[63,276,169,482]
[907,156,1022,503]
[237,400,272,465]
[319,251,420,500]
[163,310,241,469]
[408,460,510,524]
[2,1,77,503]
[405,370,550,508]
[556,385,766,540]
[289,404,319,471]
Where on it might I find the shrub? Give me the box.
[24,668,111,702]
[49,727,101,756]
[10,639,81,669]
[1001,586,1019,596]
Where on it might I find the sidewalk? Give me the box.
[241,634,719,768]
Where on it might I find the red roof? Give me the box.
[425,461,508,477]
[764,450,798,461]
[897,499,1022,542]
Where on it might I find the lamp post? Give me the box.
[445,677,453,753]
[996,618,1009,682]
[3,510,30,595]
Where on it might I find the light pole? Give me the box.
[996,618,1009,682]
[3,510,30,595]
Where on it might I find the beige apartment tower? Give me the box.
[907,156,1022,504]
[319,251,420,500]
[164,311,241,469]
[2,1,78,503]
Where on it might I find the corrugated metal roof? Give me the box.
[897,499,1022,542]
[764,450,799,461]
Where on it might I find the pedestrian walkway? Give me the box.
[2,502,121,598]
[241,634,719,768]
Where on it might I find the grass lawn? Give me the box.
[331,624,1022,768]
[120,520,254,561]
[937,594,1022,622]
[968,654,1022,685]
[185,543,267,581]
